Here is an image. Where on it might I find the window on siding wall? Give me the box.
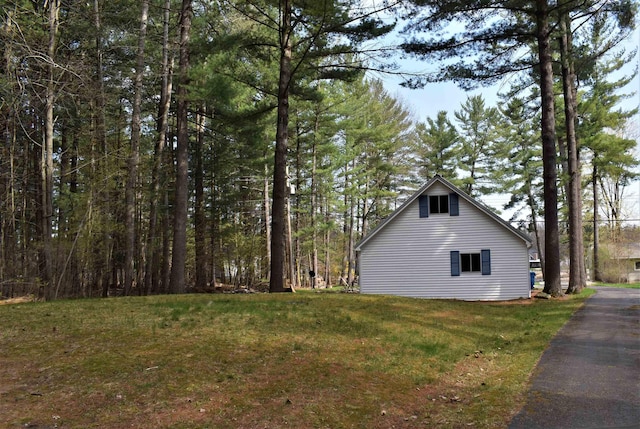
[429,195,449,214]
[451,249,491,276]
[635,261,640,271]
[461,253,481,272]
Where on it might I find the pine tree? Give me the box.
[335,77,414,283]
[558,10,586,294]
[497,96,545,271]
[169,0,193,294]
[453,95,501,196]
[577,15,638,282]
[124,0,149,296]
[222,0,396,292]
[414,111,459,181]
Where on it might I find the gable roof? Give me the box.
[355,175,532,251]
[607,242,640,260]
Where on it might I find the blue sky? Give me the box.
[383,26,639,126]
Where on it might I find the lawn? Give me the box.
[593,282,640,289]
[0,289,593,428]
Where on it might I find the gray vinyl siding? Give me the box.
[359,182,531,301]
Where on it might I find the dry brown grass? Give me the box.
[0,295,35,306]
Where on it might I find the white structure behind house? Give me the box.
[355,176,532,301]
[607,243,640,283]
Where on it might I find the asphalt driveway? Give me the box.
[509,287,640,429]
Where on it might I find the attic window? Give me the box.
[429,195,449,214]
[419,193,459,217]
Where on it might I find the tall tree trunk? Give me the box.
[600,177,623,233]
[346,159,356,285]
[286,186,296,290]
[58,125,68,239]
[592,162,601,282]
[535,0,563,297]
[55,124,69,298]
[194,106,208,290]
[361,180,369,235]
[340,160,350,285]
[91,0,109,298]
[125,0,149,296]
[294,126,302,287]
[161,186,172,293]
[527,188,545,278]
[560,13,585,294]
[2,106,17,296]
[347,184,356,285]
[2,30,21,295]
[269,0,292,292]
[1,6,13,295]
[145,0,173,295]
[264,162,271,280]
[169,0,192,294]
[41,0,60,301]
[324,196,331,286]
[310,117,318,288]
[210,180,218,288]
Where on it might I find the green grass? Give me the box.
[0,290,593,428]
[592,282,640,289]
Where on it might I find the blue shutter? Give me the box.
[449,193,459,216]
[481,249,491,275]
[419,195,429,218]
[450,251,460,276]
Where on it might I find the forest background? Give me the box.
[0,0,638,300]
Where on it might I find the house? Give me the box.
[605,243,640,283]
[623,244,640,283]
[355,175,532,301]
